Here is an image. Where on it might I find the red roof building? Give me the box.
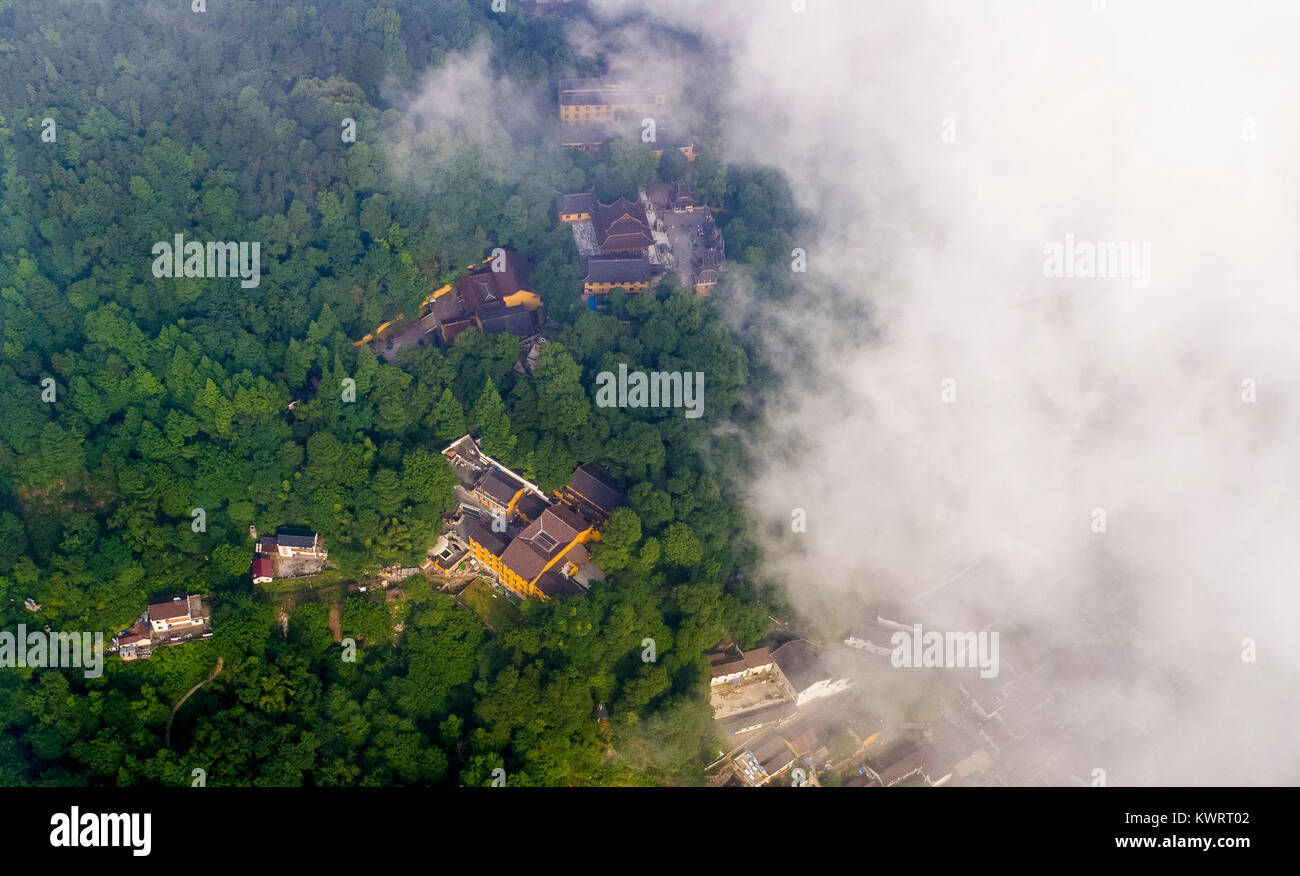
[251,555,273,583]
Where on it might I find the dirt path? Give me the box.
[329,603,342,642]
[165,657,224,750]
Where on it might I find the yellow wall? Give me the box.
[421,284,453,307]
[503,289,542,311]
[470,523,596,601]
[651,144,696,162]
[584,281,651,295]
[559,94,666,125]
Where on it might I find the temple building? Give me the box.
[593,197,654,253]
[424,251,542,343]
[449,433,622,601]
[556,190,595,223]
[582,255,653,297]
[558,78,667,126]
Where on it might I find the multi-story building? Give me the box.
[265,531,327,559]
[772,640,854,707]
[116,622,152,661]
[556,190,595,223]
[592,197,654,253]
[115,594,212,660]
[582,255,654,297]
[251,528,328,583]
[148,594,206,634]
[456,445,621,601]
[557,463,621,522]
[425,251,542,343]
[558,78,667,126]
[470,502,598,600]
[473,469,527,518]
[709,644,776,686]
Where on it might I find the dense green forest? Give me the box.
[0,0,804,785]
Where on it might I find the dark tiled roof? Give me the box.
[565,463,620,515]
[557,190,595,215]
[440,318,474,344]
[593,198,652,252]
[600,233,653,254]
[722,700,797,735]
[119,620,151,645]
[869,743,926,787]
[471,522,510,558]
[477,470,524,505]
[545,502,591,535]
[430,289,469,324]
[457,252,530,312]
[536,570,586,597]
[515,493,549,522]
[558,80,664,107]
[499,506,588,584]
[276,531,318,548]
[711,646,774,678]
[772,640,827,693]
[752,736,795,776]
[499,538,550,584]
[430,252,535,341]
[562,541,590,569]
[583,256,651,285]
[477,305,535,337]
[781,722,825,758]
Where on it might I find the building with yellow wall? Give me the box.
[424,251,542,343]
[468,503,597,599]
[465,461,621,600]
[582,255,654,297]
[557,190,595,222]
[558,78,667,126]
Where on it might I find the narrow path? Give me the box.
[165,657,224,750]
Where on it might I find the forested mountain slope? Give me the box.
[0,0,802,786]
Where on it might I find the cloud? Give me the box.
[588,0,1300,784]
[382,36,541,187]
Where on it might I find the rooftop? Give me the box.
[557,190,595,215]
[147,595,195,622]
[583,255,652,285]
[276,531,319,548]
[563,463,620,517]
[592,198,653,252]
[772,640,828,693]
[477,469,525,505]
[478,305,535,337]
[709,644,775,679]
[558,79,665,107]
